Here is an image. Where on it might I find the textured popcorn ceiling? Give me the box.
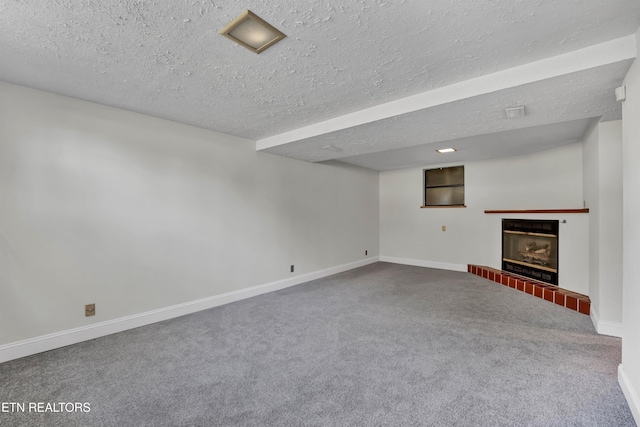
[338,118,593,171]
[1,1,640,169]
[263,61,633,162]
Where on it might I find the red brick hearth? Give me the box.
[468,265,590,315]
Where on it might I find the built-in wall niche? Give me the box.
[502,219,559,285]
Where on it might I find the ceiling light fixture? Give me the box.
[436,148,456,153]
[219,10,286,54]
[322,145,343,152]
[505,106,526,119]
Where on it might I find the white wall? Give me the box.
[380,143,589,294]
[620,28,640,425]
[0,82,379,347]
[597,121,623,330]
[582,120,623,336]
[582,121,601,312]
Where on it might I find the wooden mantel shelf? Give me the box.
[484,209,589,214]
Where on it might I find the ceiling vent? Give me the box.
[505,106,526,119]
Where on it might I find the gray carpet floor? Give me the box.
[0,262,635,426]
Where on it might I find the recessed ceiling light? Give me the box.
[219,10,286,54]
[436,148,456,153]
[322,145,343,152]
[505,106,526,119]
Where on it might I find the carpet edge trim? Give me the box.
[0,256,380,364]
[619,364,640,425]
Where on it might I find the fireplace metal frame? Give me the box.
[502,218,559,285]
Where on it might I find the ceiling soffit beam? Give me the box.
[256,35,636,152]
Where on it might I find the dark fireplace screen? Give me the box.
[502,219,558,285]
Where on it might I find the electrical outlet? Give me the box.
[290,265,294,273]
[365,250,368,256]
[85,304,95,317]
[442,225,447,232]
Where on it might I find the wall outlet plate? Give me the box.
[85,304,95,317]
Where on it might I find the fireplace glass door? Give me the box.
[502,219,559,285]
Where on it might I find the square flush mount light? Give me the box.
[436,148,456,153]
[505,106,526,119]
[219,10,286,54]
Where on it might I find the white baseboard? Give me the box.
[597,320,623,338]
[379,256,467,272]
[0,256,380,364]
[590,307,599,331]
[619,364,640,425]
[590,307,623,337]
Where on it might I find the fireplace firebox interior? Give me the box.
[502,219,559,285]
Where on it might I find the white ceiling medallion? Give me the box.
[219,10,286,54]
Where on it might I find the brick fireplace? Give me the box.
[468,265,590,315]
